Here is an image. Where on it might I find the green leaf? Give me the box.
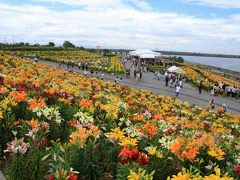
[53,153,57,162]
[41,154,50,161]
[59,156,65,163]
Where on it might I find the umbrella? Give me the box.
[167,66,185,74]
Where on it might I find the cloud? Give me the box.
[34,0,124,9]
[183,0,240,8]
[127,0,152,10]
[0,1,240,54]
[34,0,152,11]
[0,3,50,13]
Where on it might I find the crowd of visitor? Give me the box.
[78,62,88,71]
[129,57,186,97]
[209,82,240,99]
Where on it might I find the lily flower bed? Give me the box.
[10,50,125,74]
[183,65,240,89]
[0,52,240,179]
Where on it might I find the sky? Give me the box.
[0,0,240,54]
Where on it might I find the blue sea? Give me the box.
[180,55,240,72]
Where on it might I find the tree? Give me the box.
[177,56,184,63]
[168,56,184,63]
[34,43,40,47]
[63,41,75,48]
[48,42,55,47]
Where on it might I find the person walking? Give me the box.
[58,60,62,68]
[222,104,227,113]
[208,99,215,110]
[134,70,136,79]
[179,79,183,89]
[231,86,237,98]
[136,72,140,82]
[100,73,104,80]
[123,59,126,67]
[157,72,161,81]
[169,78,173,88]
[210,85,215,96]
[199,80,203,94]
[175,84,181,97]
[82,62,85,70]
[236,88,240,100]
[67,61,70,72]
[115,76,119,83]
[90,70,94,76]
[165,76,169,86]
[78,62,81,70]
[164,71,168,78]
[34,57,38,63]
[70,61,74,72]
[119,77,123,85]
[226,85,231,97]
[154,71,157,79]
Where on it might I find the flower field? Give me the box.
[12,50,125,74]
[182,65,240,89]
[0,52,240,180]
[161,58,240,90]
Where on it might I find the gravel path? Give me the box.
[0,170,6,180]
[35,59,240,115]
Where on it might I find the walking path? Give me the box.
[0,170,6,180]
[36,59,240,115]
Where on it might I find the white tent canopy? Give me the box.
[167,66,185,74]
[129,49,162,57]
[139,53,157,59]
[138,52,162,56]
[129,49,152,55]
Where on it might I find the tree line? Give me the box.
[0,41,85,50]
